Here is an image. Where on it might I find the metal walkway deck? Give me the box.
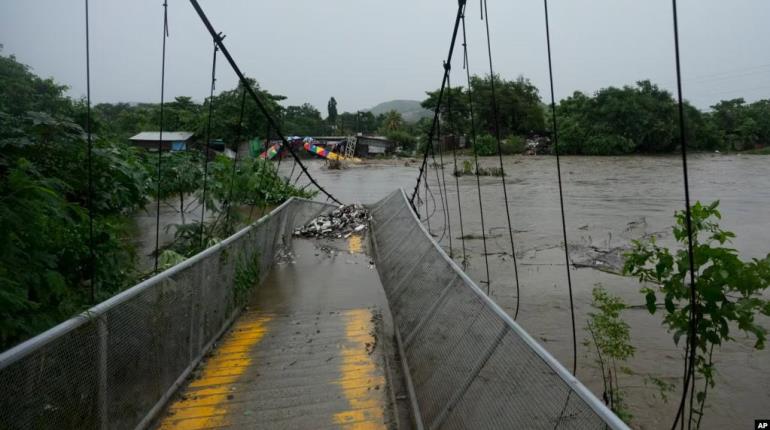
[155,237,396,430]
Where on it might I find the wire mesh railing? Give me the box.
[370,189,629,430]
[0,198,333,430]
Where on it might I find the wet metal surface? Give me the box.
[156,237,394,430]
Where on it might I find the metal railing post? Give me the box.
[97,316,109,430]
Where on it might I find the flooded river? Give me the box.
[281,154,769,430]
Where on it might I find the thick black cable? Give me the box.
[424,174,432,234]
[84,0,95,302]
[224,86,247,234]
[189,0,341,205]
[481,0,522,317]
[434,73,454,254]
[670,1,699,428]
[447,72,467,266]
[200,42,218,248]
[287,152,298,184]
[153,0,169,272]
[409,0,467,206]
[461,13,491,292]
[430,110,449,244]
[543,0,577,375]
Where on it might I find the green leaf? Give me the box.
[645,291,657,314]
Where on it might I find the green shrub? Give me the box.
[585,286,634,423]
[474,134,497,156]
[500,135,526,155]
[624,201,770,428]
[584,135,635,155]
[386,130,417,151]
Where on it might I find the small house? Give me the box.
[355,135,396,157]
[129,131,195,152]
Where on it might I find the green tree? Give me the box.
[0,54,148,348]
[206,79,284,148]
[283,103,326,136]
[469,74,545,137]
[381,110,403,132]
[555,81,712,154]
[327,97,338,127]
[420,85,470,135]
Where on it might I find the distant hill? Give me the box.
[367,100,432,123]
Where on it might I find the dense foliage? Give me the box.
[422,74,546,141]
[0,53,314,350]
[421,76,770,155]
[1,54,148,347]
[557,81,717,154]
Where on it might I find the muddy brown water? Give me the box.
[277,154,770,430]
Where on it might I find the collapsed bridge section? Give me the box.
[369,189,628,430]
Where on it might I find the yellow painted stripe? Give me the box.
[333,309,387,428]
[348,235,364,254]
[158,314,272,430]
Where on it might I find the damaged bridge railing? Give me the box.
[369,189,628,430]
[0,198,333,430]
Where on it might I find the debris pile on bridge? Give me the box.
[294,204,370,239]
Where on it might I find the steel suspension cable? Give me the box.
[409,0,467,207]
[424,173,432,234]
[461,13,491,292]
[189,0,342,205]
[447,72,467,266]
[669,1,699,428]
[430,107,449,244]
[200,42,218,248]
[481,0,522,317]
[287,152,298,185]
[153,0,169,272]
[434,75,454,254]
[84,0,95,302]
[543,0,577,375]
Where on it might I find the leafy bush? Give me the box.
[474,134,497,156]
[500,135,526,155]
[386,130,417,152]
[0,116,145,349]
[584,135,635,155]
[163,156,317,258]
[585,286,634,423]
[624,201,770,428]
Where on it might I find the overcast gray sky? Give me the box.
[1,0,769,113]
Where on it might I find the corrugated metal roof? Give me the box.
[129,131,194,141]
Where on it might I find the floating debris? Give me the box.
[294,203,371,239]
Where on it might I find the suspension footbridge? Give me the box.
[0,0,713,428]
